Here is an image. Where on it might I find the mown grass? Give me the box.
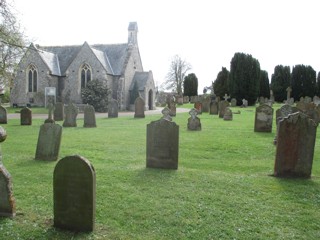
[0,104,320,239]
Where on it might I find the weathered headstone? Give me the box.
[223,107,233,121]
[183,96,189,103]
[83,105,96,128]
[108,99,118,118]
[54,102,64,121]
[44,103,55,124]
[54,155,96,232]
[209,101,218,115]
[286,87,292,102]
[0,105,7,124]
[146,108,179,169]
[201,97,211,113]
[187,108,201,131]
[134,97,145,118]
[20,107,32,125]
[274,112,317,178]
[0,126,15,217]
[230,98,237,107]
[254,104,274,132]
[219,101,229,118]
[169,101,176,117]
[63,103,78,127]
[35,123,62,161]
[241,99,248,108]
[194,102,202,114]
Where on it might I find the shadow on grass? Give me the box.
[134,167,178,184]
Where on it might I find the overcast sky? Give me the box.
[13,0,320,92]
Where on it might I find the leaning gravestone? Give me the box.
[0,105,7,124]
[54,155,96,232]
[187,108,201,131]
[20,107,32,125]
[146,107,179,169]
[254,104,274,132]
[274,112,317,178]
[83,105,96,128]
[108,99,118,118]
[0,126,16,217]
[63,103,78,127]
[54,102,64,121]
[134,97,145,118]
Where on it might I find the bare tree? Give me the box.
[162,55,191,95]
[0,0,26,89]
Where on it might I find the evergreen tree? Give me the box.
[183,73,198,97]
[213,67,229,98]
[317,72,320,96]
[291,64,316,101]
[228,53,260,105]
[259,70,270,98]
[81,80,110,112]
[270,65,290,102]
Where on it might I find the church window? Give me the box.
[80,64,92,88]
[27,64,37,92]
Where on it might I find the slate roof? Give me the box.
[130,72,150,90]
[36,43,129,76]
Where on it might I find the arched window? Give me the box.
[80,64,92,88]
[27,64,37,92]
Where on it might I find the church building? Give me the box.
[10,22,156,111]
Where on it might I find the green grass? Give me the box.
[1,104,320,239]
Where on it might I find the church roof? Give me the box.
[130,71,150,90]
[37,43,129,76]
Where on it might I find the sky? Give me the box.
[12,0,320,93]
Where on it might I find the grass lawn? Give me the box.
[0,104,320,239]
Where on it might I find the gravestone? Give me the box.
[83,105,96,128]
[241,99,248,107]
[201,97,211,113]
[169,101,176,117]
[183,96,189,103]
[286,87,292,103]
[254,104,274,132]
[108,99,118,118]
[230,98,237,107]
[274,112,317,178]
[194,102,202,114]
[146,108,179,169]
[44,103,55,123]
[35,123,62,161]
[209,101,218,115]
[187,108,201,131]
[0,105,7,124]
[54,155,96,232]
[134,97,145,118]
[219,101,229,118]
[63,103,78,127]
[0,126,15,217]
[223,107,233,121]
[20,107,32,125]
[54,102,64,121]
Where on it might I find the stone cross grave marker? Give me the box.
[254,104,274,132]
[20,107,32,125]
[63,103,78,127]
[35,122,62,161]
[0,105,7,124]
[188,108,201,131]
[0,126,16,217]
[223,93,230,102]
[146,110,179,169]
[286,87,292,101]
[54,155,96,232]
[83,105,96,128]
[44,103,55,123]
[54,102,64,121]
[274,112,317,178]
[161,107,172,121]
[108,99,118,118]
[134,97,145,118]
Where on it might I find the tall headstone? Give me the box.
[54,102,64,121]
[146,108,179,169]
[83,105,96,128]
[274,112,317,178]
[0,126,15,217]
[35,123,62,161]
[254,104,274,132]
[209,101,218,115]
[134,97,145,118]
[201,97,210,113]
[0,105,7,124]
[54,155,96,232]
[169,101,176,117]
[219,101,229,118]
[187,108,201,131]
[63,103,78,127]
[20,107,32,125]
[286,87,292,103]
[108,99,118,118]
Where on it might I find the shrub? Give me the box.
[81,80,110,112]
